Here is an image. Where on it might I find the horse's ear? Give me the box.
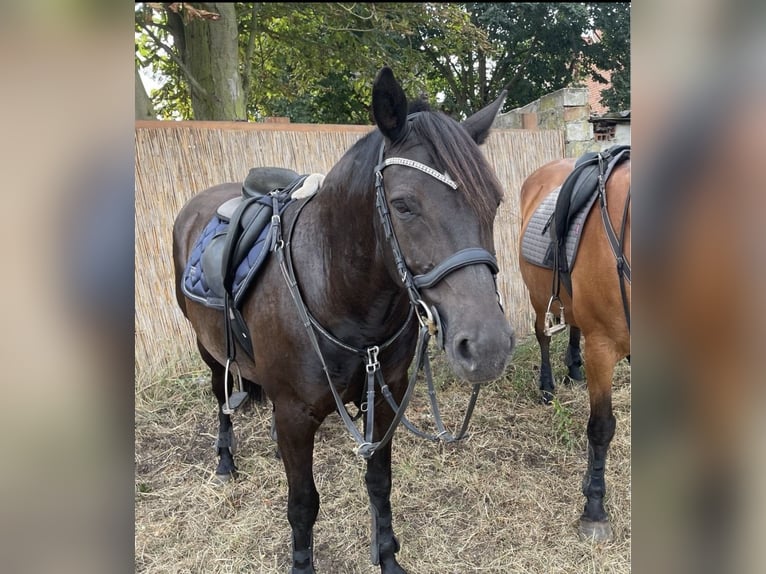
[462,90,508,145]
[372,67,408,143]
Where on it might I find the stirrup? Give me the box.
[544,296,567,336]
[222,359,249,414]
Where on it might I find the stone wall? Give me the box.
[494,87,629,157]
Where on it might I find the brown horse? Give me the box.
[172,67,514,573]
[518,150,631,540]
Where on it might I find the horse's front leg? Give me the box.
[579,336,618,541]
[274,400,320,574]
[366,401,407,574]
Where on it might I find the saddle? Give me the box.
[548,144,630,294]
[182,167,324,357]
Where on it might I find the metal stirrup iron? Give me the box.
[544,295,567,336]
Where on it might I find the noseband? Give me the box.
[374,141,500,344]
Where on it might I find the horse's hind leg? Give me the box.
[366,407,407,574]
[274,400,320,574]
[534,316,556,404]
[564,326,584,383]
[579,336,618,541]
[197,342,238,480]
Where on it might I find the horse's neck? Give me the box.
[293,182,410,339]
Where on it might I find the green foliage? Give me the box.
[135,4,193,120]
[136,482,153,494]
[551,396,577,450]
[585,3,631,111]
[427,3,631,116]
[135,2,630,122]
[467,3,593,111]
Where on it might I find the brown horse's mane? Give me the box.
[323,97,504,228]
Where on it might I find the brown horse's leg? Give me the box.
[534,317,556,404]
[579,336,618,541]
[365,403,406,574]
[197,341,238,480]
[274,400,320,574]
[564,326,584,383]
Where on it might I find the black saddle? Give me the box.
[548,145,630,293]
[200,167,306,357]
[243,166,299,199]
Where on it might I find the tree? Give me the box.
[135,3,630,122]
[585,3,631,112]
[415,3,630,117]
[135,2,487,122]
[136,3,244,120]
[135,65,156,120]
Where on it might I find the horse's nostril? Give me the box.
[456,337,471,359]
[454,336,477,369]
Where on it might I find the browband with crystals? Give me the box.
[377,157,458,190]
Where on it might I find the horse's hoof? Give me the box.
[578,519,613,542]
[381,561,408,574]
[567,367,584,382]
[212,472,235,485]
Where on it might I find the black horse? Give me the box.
[172,67,515,574]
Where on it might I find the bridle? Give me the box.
[373,141,501,342]
[271,121,502,459]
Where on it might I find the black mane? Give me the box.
[325,98,504,228]
[407,108,504,227]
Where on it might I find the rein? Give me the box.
[269,133,500,459]
[274,192,418,460]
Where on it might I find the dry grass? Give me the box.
[135,334,630,573]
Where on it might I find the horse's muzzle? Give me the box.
[447,318,515,383]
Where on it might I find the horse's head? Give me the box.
[371,67,515,383]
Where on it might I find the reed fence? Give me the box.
[135,121,563,382]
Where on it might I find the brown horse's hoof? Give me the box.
[578,519,613,541]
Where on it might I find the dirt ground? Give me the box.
[135,334,630,573]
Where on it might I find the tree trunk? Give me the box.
[135,65,156,120]
[184,3,245,120]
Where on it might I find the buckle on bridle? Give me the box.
[366,346,380,374]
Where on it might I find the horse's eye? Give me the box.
[391,199,411,215]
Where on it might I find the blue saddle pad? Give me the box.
[181,214,275,310]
